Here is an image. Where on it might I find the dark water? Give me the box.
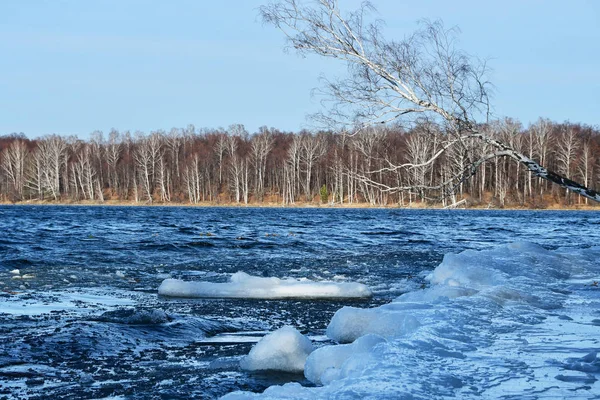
[0,206,598,399]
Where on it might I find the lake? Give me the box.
[0,206,599,399]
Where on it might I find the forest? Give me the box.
[1,117,599,208]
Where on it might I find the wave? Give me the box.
[185,241,216,248]
[360,230,421,236]
[94,308,172,325]
[471,226,515,233]
[2,258,34,268]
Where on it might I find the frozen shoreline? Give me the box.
[2,200,599,211]
[223,243,600,399]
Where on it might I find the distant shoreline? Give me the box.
[1,199,598,211]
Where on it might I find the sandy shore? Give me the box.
[1,199,598,211]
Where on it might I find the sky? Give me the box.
[0,1,598,139]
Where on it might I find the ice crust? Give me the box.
[326,306,420,343]
[158,272,372,299]
[222,242,600,399]
[240,326,314,373]
[304,334,386,385]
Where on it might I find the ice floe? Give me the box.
[158,272,372,299]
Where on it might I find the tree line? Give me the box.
[1,118,599,207]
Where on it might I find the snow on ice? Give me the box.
[222,242,600,399]
[158,272,372,299]
[304,334,386,385]
[240,326,314,373]
[326,306,420,343]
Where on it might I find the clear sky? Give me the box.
[1,1,598,139]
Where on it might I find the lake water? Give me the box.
[0,206,599,399]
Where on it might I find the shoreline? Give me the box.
[1,199,598,211]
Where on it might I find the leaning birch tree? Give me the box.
[260,0,600,203]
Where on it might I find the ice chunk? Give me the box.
[9,269,20,275]
[305,334,386,385]
[326,306,420,343]
[158,272,372,299]
[240,326,314,373]
[561,351,600,373]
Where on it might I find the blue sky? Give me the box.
[0,1,598,139]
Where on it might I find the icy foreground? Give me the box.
[223,242,600,399]
[158,272,372,299]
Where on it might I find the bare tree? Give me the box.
[133,132,162,203]
[167,127,184,193]
[556,127,580,180]
[531,118,553,197]
[404,129,432,202]
[25,147,44,200]
[261,0,600,202]
[353,128,385,204]
[555,127,581,203]
[283,134,302,204]
[157,152,171,202]
[577,137,595,205]
[331,133,349,204]
[251,127,275,201]
[226,124,250,203]
[183,153,204,204]
[299,133,326,201]
[1,140,27,200]
[35,135,68,200]
[72,142,103,201]
[215,131,228,188]
[106,129,122,194]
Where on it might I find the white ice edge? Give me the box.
[158,272,372,299]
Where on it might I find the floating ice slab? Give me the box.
[158,272,372,299]
[240,326,314,373]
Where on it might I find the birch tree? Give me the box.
[226,124,249,203]
[106,129,122,194]
[215,131,228,187]
[133,133,162,203]
[36,135,67,200]
[555,127,581,203]
[1,140,27,200]
[299,133,326,201]
[260,0,600,203]
[531,118,553,197]
[251,127,275,201]
[577,138,595,205]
